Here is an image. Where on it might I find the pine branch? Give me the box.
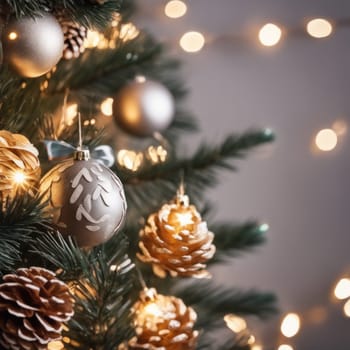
[176,281,277,323]
[209,221,268,264]
[121,130,274,215]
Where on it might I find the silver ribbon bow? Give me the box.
[43,140,115,168]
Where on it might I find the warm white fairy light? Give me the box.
[315,128,338,151]
[8,31,17,40]
[280,313,300,338]
[259,23,282,47]
[334,278,350,300]
[120,23,140,42]
[224,314,247,333]
[101,98,114,116]
[13,171,26,185]
[343,299,350,317]
[180,31,205,52]
[247,335,256,345]
[117,149,144,171]
[278,344,294,350]
[307,18,333,38]
[165,0,187,19]
[85,30,101,48]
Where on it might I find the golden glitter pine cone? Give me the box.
[127,288,198,350]
[137,193,216,278]
[0,130,40,197]
[0,267,74,350]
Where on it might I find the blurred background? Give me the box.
[134,1,350,349]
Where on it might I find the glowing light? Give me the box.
[224,314,247,333]
[146,145,168,164]
[165,0,187,18]
[64,103,78,126]
[315,128,338,151]
[247,335,256,345]
[259,223,269,233]
[110,264,117,271]
[100,98,114,116]
[280,313,300,338]
[8,32,17,40]
[13,171,26,184]
[144,302,163,317]
[343,299,350,317]
[334,278,350,300]
[180,31,205,53]
[120,23,140,42]
[307,18,333,38]
[48,341,64,350]
[332,120,347,136]
[278,345,294,350]
[117,149,143,171]
[176,212,194,226]
[251,345,263,350]
[85,30,101,48]
[135,75,146,83]
[259,23,282,47]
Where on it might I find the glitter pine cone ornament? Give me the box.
[0,267,74,350]
[0,130,40,199]
[126,288,198,350]
[137,187,216,278]
[39,148,127,248]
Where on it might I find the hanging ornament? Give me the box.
[0,130,40,200]
[126,288,198,350]
[113,78,175,137]
[39,148,127,248]
[55,12,88,60]
[0,267,74,350]
[1,13,64,77]
[137,186,216,278]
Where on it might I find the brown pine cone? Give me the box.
[55,12,87,60]
[0,267,74,350]
[0,130,40,199]
[127,288,198,350]
[137,191,216,278]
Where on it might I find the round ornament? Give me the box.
[113,78,175,137]
[2,13,64,78]
[0,130,40,200]
[137,188,216,278]
[127,288,198,350]
[39,149,127,248]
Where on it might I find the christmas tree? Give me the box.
[0,1,277,349]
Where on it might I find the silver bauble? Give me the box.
[113,79,175,137]
[2,14,64,78]
[40,150,127,248]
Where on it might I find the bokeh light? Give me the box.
[251,345,263,350]
[343,299,350,317]
[180,31,205,52]
[280,313,300,338]
[315,128,338,151]
[307,18,333,38]
[224,314,247,333]
[334,278,350,300]
[278,345,294,350]
[165,0,187,18]
[101,98,114,116]
[259,23,282,47]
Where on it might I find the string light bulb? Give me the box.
[307,18,333,38]
[180,31,205,52]
[334,278,350,300]
[315,128,338,151]
[165,0,187,19]
[280,313,300,338]
[259,23,282,47]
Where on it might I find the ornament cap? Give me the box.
[74,148,90,160]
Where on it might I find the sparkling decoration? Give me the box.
[1,13,64,78]
[0,130,40,199]
[127,288,198,350]
[0,267,74,350]
[137,187,216,278]
[113,78,175,137]
[39,148,126,248]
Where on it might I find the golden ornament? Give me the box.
[0,130,40,199]
[0,267,74,350]
[127,288,198,350]
[137,188,216,278]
